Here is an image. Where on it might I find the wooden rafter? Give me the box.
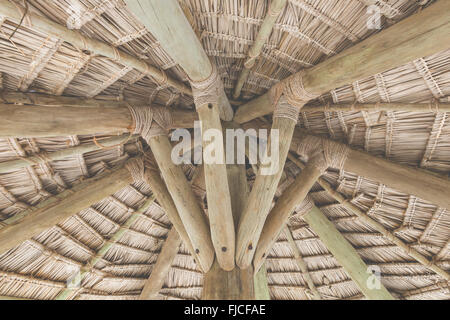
[0,158,137,255]
[234,1,450,124]
[0,1,191,96]
[125,0,235,271]
[233,0,288,99]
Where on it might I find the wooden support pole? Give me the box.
[283,226,322,300]
[0,103,197,137]
[233,0,288,99]
[254,264,271,300]
[301,101,450,113]
[126,0,235,270]
[56,195,157,300]
[234,1,450,123]
[253,160,323,271]
[148,135,215,273]
[302,206,395,300]
[244,119,450,211]
[123,0,233,121]
[0,159,137,254]
[202,138,254,299]
[143,154,200,267]
[139,228,181,300]
[286,154,450,282]
[236,101,303,269]
[0,134,137,174]
[0,1,190,96]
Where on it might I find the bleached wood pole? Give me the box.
[286,154,450,281]
[0,103,197,137]
[283,227,322,300]
[244,120,450,211]
[0,134,137,174]
[139,228,181,300]
[233,0,288,99]
[253,160,323,271]
[203,142,254,299]
[148,136,215,273]
[126,0,235,270]
[236,97,311,269]
[303,206,395,300]
[0,159,138,254]
[301,101,450,113]
[234,0,450,123]
[254,264,271,300]
[0,1,190,95]
[143,155,201,268]
[56,195,157,300]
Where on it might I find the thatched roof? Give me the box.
[0,0,448,300]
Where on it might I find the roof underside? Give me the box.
[0,0,449,300]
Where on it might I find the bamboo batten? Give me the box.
[234,1,450,123]
[0,158,137,254]
[233,0,288,99]
[302,101,450,113]
[126,0,235,270]
[0,0,191,96]
[283,226,321,300]
[139,228,181,300]
[287,154,450,282]
[0,134,136,174]
[56,195,157,300]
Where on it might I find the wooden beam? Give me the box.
[244,119,450,211]
[143,154,201,267]
[302,206,395,300]
[0,134,137,174]
[254,264,271,300]
[0,102,197,137]
[0,159,138,254]
[283,226,322,300]
[126,0,235,270]
[301,101,450,113]
[233,0,288,99]
[236,97,307,269]
[148,135,214,273]
[123,0,233,121]
[234,1,450,123]
[56,195,157,300]
[286,154,450,282]
[202,140,254,299]
[139,228,181,300]
[0,1,190,96]
[253,160,323,272]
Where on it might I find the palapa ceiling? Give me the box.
[0,0,449,300]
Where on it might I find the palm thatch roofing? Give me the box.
[0,0,448,300]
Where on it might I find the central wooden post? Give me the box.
[202,122,255,300]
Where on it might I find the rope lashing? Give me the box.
[189,63,223,107]
[128,105,173,143]
[269,71,320,122]
[125,157,145,184]
[296,136,349,173]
